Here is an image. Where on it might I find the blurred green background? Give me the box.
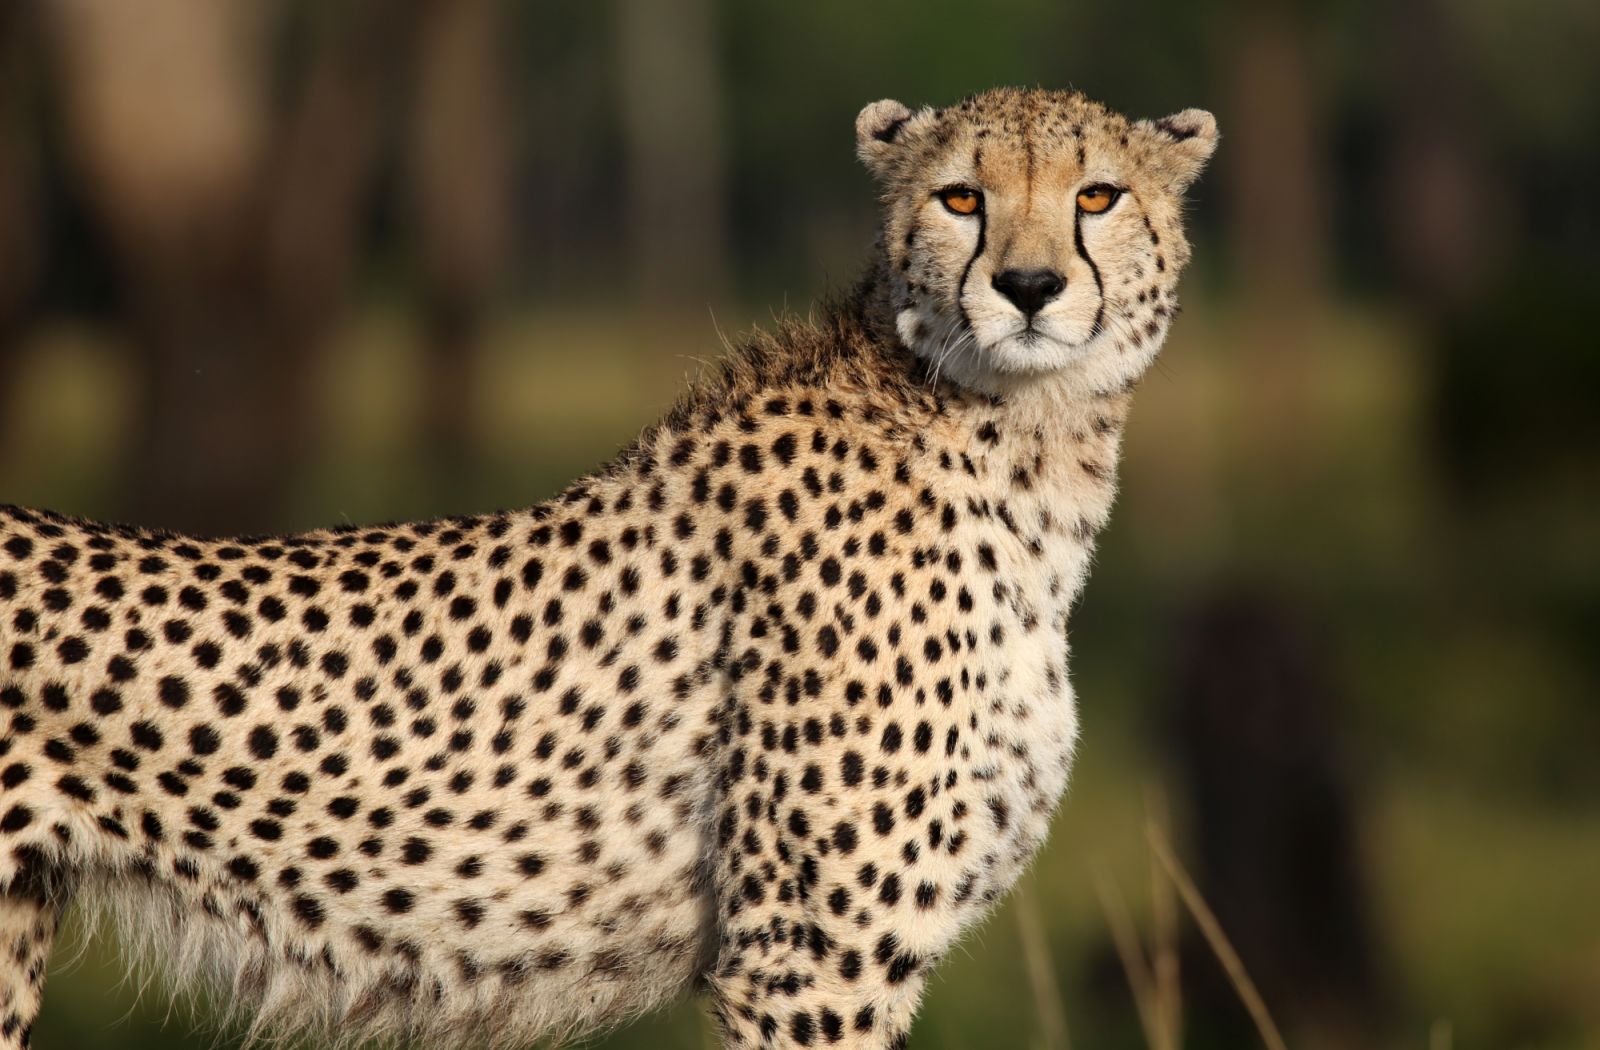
[1,0,1597,1048]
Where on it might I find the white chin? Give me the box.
[898,306,1098,393]
[982,330,1083,376]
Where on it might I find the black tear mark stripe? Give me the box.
[1074,209,1105,339]
[954,146,987,338]
[1073,136,1107,339]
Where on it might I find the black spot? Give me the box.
[454,899,486,928]
[248,727,279,759]
[291,895,325,928]
[212,684,246,717]
[382,888,414,914]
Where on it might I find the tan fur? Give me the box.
[0,88,1213,1049]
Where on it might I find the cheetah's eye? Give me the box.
[1076,185,1121,214]
[939,186,982,216]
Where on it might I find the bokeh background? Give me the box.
[2,1,1596,1048]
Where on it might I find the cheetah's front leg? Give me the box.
[710,941,922,1050]
[0,865,66,1050]
[704,688,945,1049]
[707,794,929,1050]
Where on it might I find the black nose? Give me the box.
[991,268,1065,317]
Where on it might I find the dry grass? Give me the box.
[1024,794,1459,1050]
[1145,817,1288,1050]
[1029,794,1290,1050]
[1013,883,1072,1050]
[1147,790,1183,1050]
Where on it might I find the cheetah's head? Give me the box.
[857,88,1216,397]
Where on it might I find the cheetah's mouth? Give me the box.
[997,322,1092,355]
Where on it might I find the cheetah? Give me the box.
[0,87,1215,1049]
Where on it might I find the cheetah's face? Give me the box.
[857,89,1217,396]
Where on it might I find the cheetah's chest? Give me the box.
[945,494,1096,895]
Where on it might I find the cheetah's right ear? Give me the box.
[855,99,932,179]
[1135,108,1219,192]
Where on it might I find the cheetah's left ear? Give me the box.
[856,99,935,180]
[1136,108,1219,192]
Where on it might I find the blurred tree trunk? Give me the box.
[1384,0,1515,508]
[0,2,43,446]
[614,0,729,311]
[254,1,420,514]
[1167,590,1387,1050]
[1221,0,1331,493]
[409,0,512,478]
[45,0,269,533]
[1223,2,1330,315]
[1169,5,1388,1048]
[43,0,415,535]
[1384,0,1497,315]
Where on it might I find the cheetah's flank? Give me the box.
[0,88,1215,1049]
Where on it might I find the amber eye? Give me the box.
[1076,185,1121,214]
[939,186,982,215]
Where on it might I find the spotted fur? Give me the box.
[0,88,1214,1049]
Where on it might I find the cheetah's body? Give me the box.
[0,89,1214,1048]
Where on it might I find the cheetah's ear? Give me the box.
[855,99,932,180]
[1136,108,1219,192]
